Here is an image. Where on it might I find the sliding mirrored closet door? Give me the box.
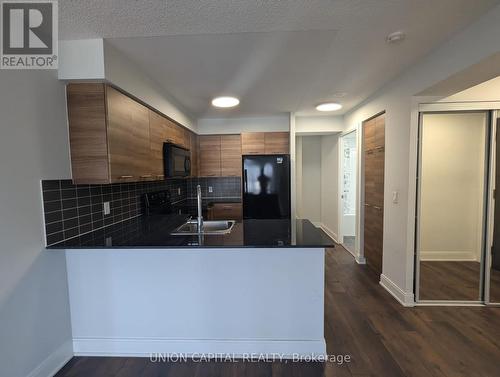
[416,111,489,302]
[488,112,500,304]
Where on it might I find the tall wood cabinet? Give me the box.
[363,113,385,275]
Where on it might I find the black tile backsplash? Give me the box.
[42,179,187,246]
[42,177,242,247]
[187,177,241,200]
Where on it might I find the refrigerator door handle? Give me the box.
[244,169,248,193]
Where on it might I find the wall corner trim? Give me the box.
[379,274,415,307]
[26,340,73,377]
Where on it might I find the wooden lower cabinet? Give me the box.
[208,203,243,221]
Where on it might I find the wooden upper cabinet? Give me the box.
[149,110,168,178]
[199,135,221,177]
[67,83,190,184]
[242,132,289,155]
[190,132,199,177]
[265,132,289,154]
[221,135,242,177]
[106,86,151,182]
[66,83,110,184]
[241,133,266,155]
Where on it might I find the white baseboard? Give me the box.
[379,274,415,307]
[73,338,326,358]
[318,223,338,243]
[420,250,478,262]
[26,340,73,377]
[355,255,366,264]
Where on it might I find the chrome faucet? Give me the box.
[196,184,203,232]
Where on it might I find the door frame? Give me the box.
[414,104,496,305]
[338,129,358,255]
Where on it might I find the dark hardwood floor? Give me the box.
[419,261,481,301]
[56,246,500,377]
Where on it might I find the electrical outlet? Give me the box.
[105,237,113,247]
[208,186,213,193]
[103,201,111,215]
[177,187,181,195]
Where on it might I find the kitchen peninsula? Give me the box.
[49,215,332,357]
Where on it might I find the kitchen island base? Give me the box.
[65,247,326,358]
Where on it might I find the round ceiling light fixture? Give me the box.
[386,31,406,44]
[211,96,240,108]
[316,102,342,112]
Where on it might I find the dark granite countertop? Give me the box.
[46,214,335,249]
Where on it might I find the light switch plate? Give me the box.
[208,186,213,193]
[177,187,181,195]
[392,191,399,204]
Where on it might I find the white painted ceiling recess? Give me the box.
[59,0,500,118]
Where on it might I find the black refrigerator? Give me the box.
[242,155,291,219]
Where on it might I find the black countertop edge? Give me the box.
[45,214,336,250]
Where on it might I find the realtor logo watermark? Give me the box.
[1,0,58,69]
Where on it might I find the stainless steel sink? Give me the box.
[171,220,236,235]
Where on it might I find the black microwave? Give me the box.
[163,143,191,177]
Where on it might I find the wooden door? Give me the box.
[265,132,289,154]
[242,132,265,155]
[107,86,151,182]
[363,113,385,275]
[221,135,242,177]
[199,135,221,177]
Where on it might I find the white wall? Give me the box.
[66,248,325,357]
[197,115,289,134]
[295,115,344,135]
[59,39,196,131]
[320,135,339,240]
[420,113,486,261]
[343,4,500,302]
[298,136,322,225]
[0,71,73,377]
[440,75,500,102]
[295,136,303,218]
[104,41,196,131]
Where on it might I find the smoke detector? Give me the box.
[386,31,406,44]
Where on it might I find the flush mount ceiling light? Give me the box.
[386,31,406,44]
[212,96,240,108]
[316,102,342,112]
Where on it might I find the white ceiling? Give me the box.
[59,0,500,118]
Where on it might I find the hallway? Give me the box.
[56,247,500,377]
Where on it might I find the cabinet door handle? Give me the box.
[373,206,382,210]
[364,203,371,207]
[119,175,133,179]
[140,175,152,178]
